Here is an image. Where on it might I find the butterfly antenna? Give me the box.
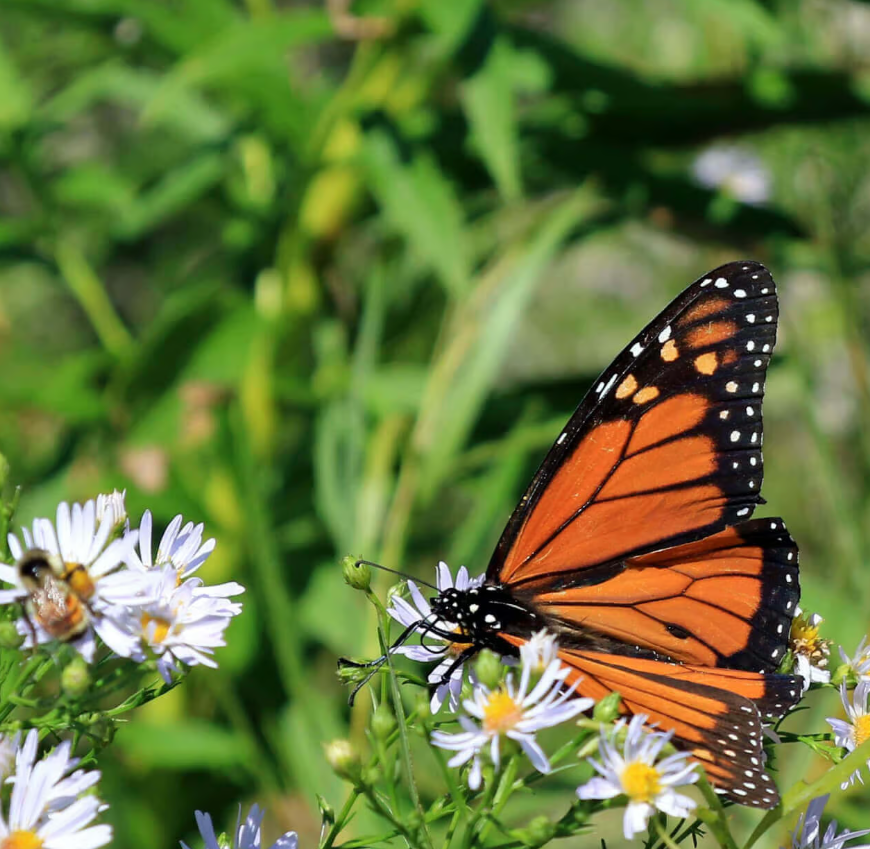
[355,559,438,591]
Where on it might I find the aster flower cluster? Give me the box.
[0,491,243,680]
[0,729,111,848]
[368,561,870,848]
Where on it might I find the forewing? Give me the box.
[489,261,779,586]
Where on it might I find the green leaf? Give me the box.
[460,37,523,202]
[417,189,601,499]
[362,127,471,297]
[142,11,332,127]
[43,63,228,142]
[115,152,225,240]
[0,34,32,131]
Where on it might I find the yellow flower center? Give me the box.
[621,762,662,802]
[790,613,831,665]
[141,612,171,643]
[482,689,523,734]
[1,830,43,849]
[854,715,870,747]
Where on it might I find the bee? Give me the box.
[16,549,92,643]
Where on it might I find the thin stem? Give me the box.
[54,239,134,358]
[320,789,360,849]
[694,780,738,849]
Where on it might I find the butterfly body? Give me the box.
[422,261,802,808]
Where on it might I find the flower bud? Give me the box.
[371,703,396,740]
[62,656,92,697]
[520,815,555,847]
[342,556,371,592]
[324,738,361,782]
[592,691,621,723]
[0,621,24,650]
[474,649,503,690]
[317,794,335,826]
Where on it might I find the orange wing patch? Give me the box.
[678,296,730,325]
[627,393,707,455]
[687,320,738,349]
[521,521,797,670]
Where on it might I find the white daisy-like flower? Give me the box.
[790,610,832,694]
[0,496,157,661]
[431,657,592,790]
[692,144,771,205]
[181,804,297,849]
[577,714,700,840]
[519,629,561,674]
[0,728,112,848]
[123,565,244,683]
[786,793,870,849]
[387,561,484,712]
[96,489,128,532]
[826,682,870,789]
[126,510,216,582]
[839,637,870,684]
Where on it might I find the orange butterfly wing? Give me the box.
[490,263,778,585]
[518,517,798,672]
[486,262,801,807]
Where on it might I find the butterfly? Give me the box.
[345,261,802,809]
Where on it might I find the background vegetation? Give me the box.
[1,0,869,846]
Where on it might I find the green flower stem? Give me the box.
[321,788,361,849]
[694,779,738,849]
[476,756,519,845]
[55,239,134,359]
[377,598,433,849]
[654,817,683,849]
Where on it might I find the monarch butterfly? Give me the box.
[345,261,802,809]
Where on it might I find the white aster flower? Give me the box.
[0,495,156,661]
[839,637,870,684]
[577,714,700,840]
[519,629,561,674]
[790,610,832,693]
[826,682,870,788]
[181,804,297,849]
[126,510,216,582]
[432,657,591,790]
[124,565,244,683]
[786,793,870,849]
[0,728,111,849]
[387,561,485,712]
[692,144,770,205]
[95,489,128,532]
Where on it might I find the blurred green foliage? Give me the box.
[1,0,870,846]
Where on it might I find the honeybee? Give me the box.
[16,549,92,643]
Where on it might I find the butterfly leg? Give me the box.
[338,621,422,705]
[429,645,478,695]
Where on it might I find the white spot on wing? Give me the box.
[630,342,644,357]
[658,326,672,343]
[600,374,618,398]
[715,278,729,288]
